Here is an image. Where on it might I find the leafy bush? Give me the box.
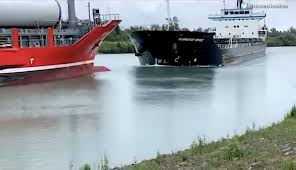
[285,105,296,120]
[190,137,206,155]
[155,151,163,164]
[290,105,296,118]
[222,140,245,161]
[80,164,91,170]
[100,154,109,170]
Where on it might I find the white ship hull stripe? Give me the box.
[0,60,94,74]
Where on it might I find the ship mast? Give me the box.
[237,0,243,9]
[166,0,171,20]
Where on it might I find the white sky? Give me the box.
[58,0,296,30]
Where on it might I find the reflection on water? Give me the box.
[134,67,214,88]
[0,48,296,169]
[0,76,104,117]
[133,67,215,105]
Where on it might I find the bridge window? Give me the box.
[225,11,229,15]
[230,11,234,15]
[54,35,77,46]
[20,35,48,48]
[0,35,12,48]
[245,11,250,14]
[235,11,239,14]
[240,11,244,14]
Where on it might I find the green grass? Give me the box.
[282,160,296,170]
[120,106,296,170]
[80,106,296,169]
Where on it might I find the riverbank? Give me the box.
[118,106,296,169]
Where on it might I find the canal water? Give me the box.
[0,47,296,170]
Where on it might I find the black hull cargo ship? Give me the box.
[130,31,222,66]
[130,0,267,66]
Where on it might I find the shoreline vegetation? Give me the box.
[98,26,134,54]
[99,22,296,54]
[268,28,296,47]
[81,106,296,170]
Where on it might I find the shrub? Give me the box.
[290,105,296,118]
[285,105,296,120]
[80,164,91,170]
[155,151,164,164]
[222,140,245,161]
[100,154,109,170]
[190,136,206,155]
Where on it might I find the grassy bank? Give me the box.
[122,106,296,170]
[81,106,296,170]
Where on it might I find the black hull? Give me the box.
[130,31,266,66]
[130,31,223,66]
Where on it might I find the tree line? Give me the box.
[267,27,296,47]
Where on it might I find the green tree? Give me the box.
[166,16,180,31]
[80,164,91,170]
[151,24,161,30]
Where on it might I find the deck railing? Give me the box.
[0,14,120,48]
[217,41,265,49]
[99,14,120,22]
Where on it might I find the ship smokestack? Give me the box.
[68,0,77,27]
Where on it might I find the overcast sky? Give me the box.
[58,0,295,30]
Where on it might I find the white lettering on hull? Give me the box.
[178,38,204,42]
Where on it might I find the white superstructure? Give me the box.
[208,2,267,40]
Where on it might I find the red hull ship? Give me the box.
[0,0,120,86]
